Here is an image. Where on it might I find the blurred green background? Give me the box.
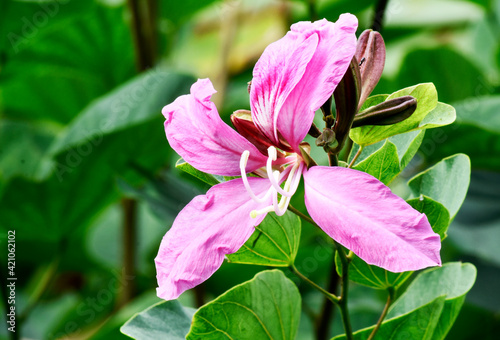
[0,0,499,339]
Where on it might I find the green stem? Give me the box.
[348,146,363,168]
[328,152,339,167]
[367,288,394,340]
[335,244,354,340]
[290,265,339,304]
[287,205,318,228]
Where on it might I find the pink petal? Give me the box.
[278,15,358,151]
[250,15,358,151]
[303,166,441,272]
[155,178,272,300]
[250,24,319,145]
[163,79,267,176]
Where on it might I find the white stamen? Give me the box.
[266,146,295,198]
[240,150,272,204]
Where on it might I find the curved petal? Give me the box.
[278,15,358,150]
[250,25,319,145]
[303,166,441,272]
[155,178,272,300]
[163,78,267,176]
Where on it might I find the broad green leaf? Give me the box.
[0,120,59,182]
[0,4,135,124]
[408,154,471,218]
[352,140,400,185]
[419,103,456,129]
[407,196,451,239]
[332,296,446,340]
[187,270,301,340]
[335,252,413,290]
[121,300,196,340]
[228,211,301,267]
[49,69,194,155]
[397,48,488,103]
[348,130,425,185]
[422,96,500,171]
[175,159,221,186]
[359,94,389,111]
[350,83,440,146]
[387,263,477,340]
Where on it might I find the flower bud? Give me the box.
[352,95,417,128]
[331,57,361,153]
[355,29,386,108]
[315,128,339,153]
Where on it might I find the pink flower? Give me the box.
[155,15,441,300]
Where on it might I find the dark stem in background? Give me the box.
[122,0,158,307]
[127,0,157,71]
[336,244,354,340]
[315,257,340,340]
[371,0,389,32]
[308,0,318,21]
[119,198,138,307]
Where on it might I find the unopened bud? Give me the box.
[355,29,386,108]
[352,95,417,128]
[315,128,339,153]
[231,110,273,154]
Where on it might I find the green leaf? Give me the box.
[352,140,400,185]
[175,159,221,186]
[121,300,196,340]
[332,263,476,340]
[332,296,446,340]
[407,196,451,239]
[187,270,301,340]
[396,48,488,103]
[350,83,442,146]
[49,69,194,155]
[359,94,389,111]
[408,154,471,218]
[228,211,301,267]
[0,120,59,182]
[419,102,456,129]
[348,129,425,184]
[335,252,413,290]
[387,263,477,340]
[0,4,135,124]
[422,96,500,171]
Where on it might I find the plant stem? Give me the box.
[367,288,394,340]
[118,197,137,307]
[335,243,354,340]
[290,265,339,304]
[328,152,339,167]
[372,0,389,32]
[315,256,340,340]
[287,205,318,228]
[348,146,363,168]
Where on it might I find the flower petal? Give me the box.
[163,78,267,176]
[278,15,358,150]
[303,166,441,272]
[250,24,319,145]
[155,178,272,300]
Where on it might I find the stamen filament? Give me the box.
[240,150,272,204]
[266,146,295,198]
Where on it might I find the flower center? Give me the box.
[240,146,304,218]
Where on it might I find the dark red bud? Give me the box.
[355,29,386,108]
[352,95,417,128]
